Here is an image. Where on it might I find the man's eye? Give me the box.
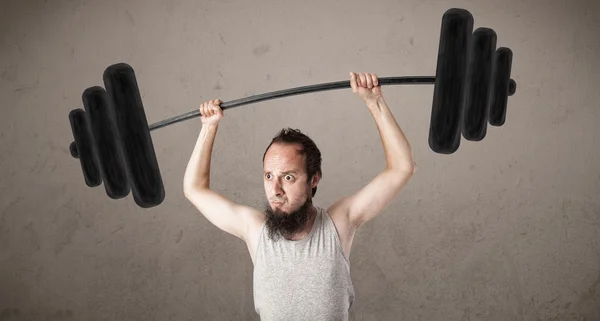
[285,175,293,181]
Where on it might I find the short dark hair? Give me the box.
[262,128,322,197]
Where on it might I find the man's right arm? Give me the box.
[183,119,261,241]
[183,123,218,190]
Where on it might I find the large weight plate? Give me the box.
[69,109,102,187]
[429,8,474,154]
[82,86,130,200]
[103,63,165,208]
[463,27,497,141]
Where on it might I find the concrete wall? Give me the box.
[1,0,599,320]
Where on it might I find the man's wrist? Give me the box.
[366,96,386,111]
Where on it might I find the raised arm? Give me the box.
[329,72,416,229]
[183,100,263,241]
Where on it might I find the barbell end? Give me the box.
[70,141,79,158]
[508,79,517,96]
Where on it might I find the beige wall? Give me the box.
[1,0,599,320]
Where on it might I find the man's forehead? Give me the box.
[266,143,302,155]
[263,158,303,174]
[264,144,305,171]
[265,148,304,163]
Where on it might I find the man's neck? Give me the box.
[288,205,318,241]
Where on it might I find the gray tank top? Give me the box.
[253,206,355,320]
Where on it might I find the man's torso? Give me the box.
[245,205,356,266]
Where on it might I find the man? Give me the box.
[183,72,416,320]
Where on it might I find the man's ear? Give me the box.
[310,172,321,188]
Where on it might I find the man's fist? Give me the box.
[350,72,383,104]
[199,99,223,126]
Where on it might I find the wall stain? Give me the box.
[253,44,270,57]
[175,229,183,243]
[54,216,79,255]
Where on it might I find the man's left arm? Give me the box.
[329,73,416,229]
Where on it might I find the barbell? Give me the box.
[68,8,517,208]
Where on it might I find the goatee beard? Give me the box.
[264,197,313,242]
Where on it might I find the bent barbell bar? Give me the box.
[148,76,516,131]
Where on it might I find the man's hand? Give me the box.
[349,72,383,105]
[199,99,224,126]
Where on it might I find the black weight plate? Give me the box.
[82,86,130,200]
[103,63,165,208]
[489,47,513,126]
[69,109,102,187]
[463,27,497,141]
[429,8,474,154]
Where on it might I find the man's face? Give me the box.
[263,143,319,241]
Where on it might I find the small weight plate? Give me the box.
[69,109,102,187]
[489,47,513,126]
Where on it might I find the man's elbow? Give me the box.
[388,162,417,175]
[406,160,417,174]
[403,166,417,176]
[183,183,208,199]
[183,185,193,200]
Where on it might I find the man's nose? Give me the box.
[272,180,284,196]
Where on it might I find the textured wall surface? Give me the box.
[1,0,599,320]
